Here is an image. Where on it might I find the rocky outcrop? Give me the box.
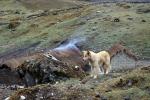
[108,43,138,61]
[17,55,86,86]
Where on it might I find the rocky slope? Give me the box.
[9,66,150,100]
[0,0,150,100]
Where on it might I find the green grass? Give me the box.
[0,8,81,53]
[0,0,27,11]
[105,87,150,100]
[95,67,150,100]
[1,2,149,100]
[0,2,149,58]
[122,30,150,57]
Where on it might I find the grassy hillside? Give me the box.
[0,1,150,58]
[0,1,150,99]
[0,0,85,56]
[17,0,86,10]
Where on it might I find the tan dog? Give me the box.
[82,50,111,79]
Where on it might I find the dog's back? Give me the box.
[97,51,110,61]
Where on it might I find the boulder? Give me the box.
[17,56,86,86]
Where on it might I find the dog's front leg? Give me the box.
[90,66,94,77]
[93,63,100,79]
[89,63,94,77]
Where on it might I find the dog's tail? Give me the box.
[107,43,138,61]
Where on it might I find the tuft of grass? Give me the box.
[9,84,48,100]
[95,66,150,100]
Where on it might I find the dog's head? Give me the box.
[82,51,91,61]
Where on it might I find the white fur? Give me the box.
[83,50,111,79]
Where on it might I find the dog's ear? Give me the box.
[87,50,90,56]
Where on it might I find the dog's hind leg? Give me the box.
[104,62,111,74]
[99,62,104,74]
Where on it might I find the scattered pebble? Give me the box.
[10,85,17,90]
[92,27,97,31]
[52,12,58,15]
[18,86,25,89]
[96,11,101,13]
[94,22,98,24]
[26,60,30,63]
[127,18,133,20]
[75,66,79,69]
[40,96,43,99]
[114,18,120,22]
[4,97,10,100]
[95,92,101,98]
[127,80,132,87]
[123,96,130,100]
[141,20,146,22]
[51,93,54,96]
[101,96,108,100]
[20,95,26,100]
